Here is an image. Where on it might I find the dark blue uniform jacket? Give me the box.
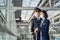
[31,18,50,40]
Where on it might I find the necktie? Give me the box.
[37,18,40,21]
[40,18,44,27]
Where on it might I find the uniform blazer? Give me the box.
[31,17,41,32]
[31,18,50,40]
[39,18,50,40]
[31,17,42,40]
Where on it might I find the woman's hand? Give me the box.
[34,28,38,33]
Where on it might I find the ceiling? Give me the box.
[13,0,41,21]
[0,0,60,21]
[21,0,41,20]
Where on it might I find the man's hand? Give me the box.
[31,32,34,35]
[34,28,38,33]
[31,32,34,38]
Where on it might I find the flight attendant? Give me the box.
[31,7,41,40]
[39,10,50,40]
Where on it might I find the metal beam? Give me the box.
[49,0,52,7]
[12,7,60,10]
[0,7,60,10]
[39,0,47,7]
[44,1,49,7]
[0,7,7,9]
[16,22,30,26]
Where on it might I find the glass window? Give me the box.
[53,0,60,7]
[21,10,34,20]
[54,18,59,23]
[55,37,60,40]
[1,9,6,17]
[0,0,6,6]
[22,0,40,7]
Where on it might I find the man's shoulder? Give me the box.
[31,18,37,21]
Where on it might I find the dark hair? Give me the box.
[34,7,41,12]
[42,10,48,18]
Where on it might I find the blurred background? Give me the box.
[0,0,60,40]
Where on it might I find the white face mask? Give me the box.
[40,15,44,18]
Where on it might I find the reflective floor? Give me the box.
[0,0,60,40]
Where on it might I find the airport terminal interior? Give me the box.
[0,0,60,40]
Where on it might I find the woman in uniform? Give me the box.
[39,10,50,40]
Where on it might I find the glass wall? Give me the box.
[47,10,60,40]
[0,0,17,40]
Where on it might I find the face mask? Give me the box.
[40,15,44,18]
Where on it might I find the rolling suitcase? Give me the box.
[35,31,42,40]
[35,32,37,40]
[35,19,43,40]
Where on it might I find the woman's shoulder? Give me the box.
[32,17,37,20]
[31,17,37,21]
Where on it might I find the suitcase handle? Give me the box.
[35,31,42,40]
